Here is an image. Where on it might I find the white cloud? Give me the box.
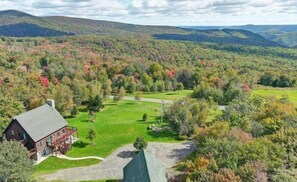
[0,0,296,25]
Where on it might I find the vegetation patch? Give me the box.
[137,90,192,100]
[252,88,297,105]
[35,157,100,175]
[66,101,178,158]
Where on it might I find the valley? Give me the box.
[0,8,296,182]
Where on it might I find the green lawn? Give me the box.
[66,100,178,157]
[252,88,297,105]
[129,90,192,100]
[35,157,100,175]
[35,100,179,175]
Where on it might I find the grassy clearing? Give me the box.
[35,157,100,175]
[35,100,179,174]
[130,90,192,100]
[252,88,297,105]
[66,100,178,157]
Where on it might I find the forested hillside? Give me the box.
[154,29,280,47]
[0,10,280,47]
[0,36,296,133]
[186,25,297,47]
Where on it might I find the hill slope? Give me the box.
[153,29,280,47]
[185,25,297,47]
[0,10,280,47]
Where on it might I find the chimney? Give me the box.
[46,99,55,108]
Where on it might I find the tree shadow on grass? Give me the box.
[64,115,74,119]
[147,130,179,140]
[123,102,136,106]
[105,103,118,106]
[73,141,89,148]
[81,119,91,123]
[79,107,88,112]
[165,93,177,95]
[136,120,155,124]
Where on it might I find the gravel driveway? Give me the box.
[41,141,195,181]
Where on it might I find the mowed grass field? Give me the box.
[252,88,297,105]
[130,90,192,100]
[66,100,178,158]
[36,100,178,175]
[35,157,100,175]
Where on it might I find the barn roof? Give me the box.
[123,149,167,182]
[14,104,67,142]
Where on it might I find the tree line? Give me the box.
[165,95,297,181]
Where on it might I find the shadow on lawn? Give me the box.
[147,130,179,140]
[73,141,89,148]
[136,120,154,124]
[81,119,91,123]
[105,103,118,106]
[165,93,177,95]
[79,107,88,112]
[123,103,136,106]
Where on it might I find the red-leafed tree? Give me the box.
[166,70,175,78]
[39,76,50,87]
[200,60,206,65]
[84,64,90,75]
[242,84,251,92]
[54,77,59,85]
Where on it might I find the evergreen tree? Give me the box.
[133,137,148,151]
[87,95,104,121]
[0,140,34,181]
[86,129,97,144]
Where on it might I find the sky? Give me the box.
[0,0,296,26]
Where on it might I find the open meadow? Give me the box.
[35,88,297,175]
[252,88,297,105]
[36,100,179,175]
[137,90,192,100]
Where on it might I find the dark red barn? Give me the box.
[3,100,77,164]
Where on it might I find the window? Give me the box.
[62,129,65,133]
[39,141,42,147]
[47,136,52,143]
[11,130,14,135]
[57,132,60,137]
[42,149,46,156]
[23,133,27,140]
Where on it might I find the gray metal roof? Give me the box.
[123,149,167,182]
[15,104,68,142]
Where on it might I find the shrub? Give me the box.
[71,105,78,117]
[133,137,148,151]
[142,113,147,121]
[135,91,143,101]
[86,129,97,144]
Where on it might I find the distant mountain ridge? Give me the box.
[0,9,34,17]
[0,10,281,47]
[0,23,74,37]
[184,25,297,47]
[154,28,280,47]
